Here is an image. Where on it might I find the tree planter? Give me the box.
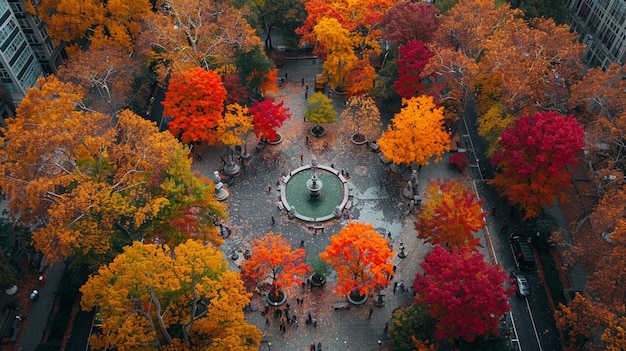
[350,133,367,145]
[266,289,287,306]
[390,163,406,174]
[310,273,326,287]
[266,133,283,145]
[310,125,326,137]
[347,291,368,305]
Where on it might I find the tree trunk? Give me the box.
[151,292,173,345]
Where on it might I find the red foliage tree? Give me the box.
[248,98,291,142]
[415,179,486,251]
[162,67,227,144]
[413,246,513,343]
[382,1,439,45]
[320,222,394,297]
[490,110,585,219]
[221,73,250,105]
[393,40,433,99]
[240,232,311,296]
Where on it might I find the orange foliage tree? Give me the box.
[320,222,394,297]
[416,179,486,250]
[555,292,612,351]
[0,76,225,266]
[240,232,311,297]
[378,95,450,167]
[81,240,261,351]
[28,0,152,56]
[340,95,382,143]
[162,67,227,144]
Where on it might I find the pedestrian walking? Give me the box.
[300,240,305,248]
[302,78,305,86]
[393,281,397,293]
[265,316,270,325]
[253,165,257,174]
[369,308,374,319]
[271,216,275,226]
[313,319,317,328]
[307,312,312,324]
[317,342,322,350]
[384,322,389,333]
[273,154,278,164]
[331,163,334,169]
[268,185,272,192]
[305,91,308,99]
[306,84,309,91]
[305,136,309,144]
[302,282,306,290]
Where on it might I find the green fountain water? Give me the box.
[284,169,345,220]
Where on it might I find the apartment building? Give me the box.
[0,0,64,122]
[567,0,626,69]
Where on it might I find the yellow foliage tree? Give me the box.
[477,102,515,157]
[313,18,359,89]
[218,103,254,148]
[80,240,261,350]
[378,95,450,167]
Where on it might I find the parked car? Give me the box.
[510,270,530,297]
[510,235,535,271]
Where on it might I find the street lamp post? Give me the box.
[378,339,382,350]
[268,342,271,351]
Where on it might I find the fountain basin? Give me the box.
[281,165,350,222]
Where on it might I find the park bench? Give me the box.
[333,302,350,310]
[307,224,324,234]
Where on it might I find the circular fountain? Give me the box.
[281,158,350,222]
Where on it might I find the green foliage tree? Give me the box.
[389,304,437,351]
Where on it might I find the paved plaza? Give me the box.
[191,59,480,351]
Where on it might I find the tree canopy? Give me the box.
[416,179,486,250]
[81,240,261,350]
[304,92,337,126]
[490,110,585,219]
[320,222,394,296]
[378,95,450,166]
[162,67,228,145]
[414,245,512,343]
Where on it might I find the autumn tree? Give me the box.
[602,315,626,351]
[0,77,225,265]
[312,18,359,89]
[414,245,513,343]
[240,232,311,298]
[304,92,337,128]
[294,0,396,90]
[382,1,439,45]
[416,179,486,250]
[81,240,262,350]
[555,292,612,351]
[139,0,261,76]
[28,0,152,56]
[343,59,377,98]
[57,46,141,115]
[234,46,278,96]
[388,305,437,351]
[490,111,585,219]
[320,222,394,297]
[162,67,227,144]
[248,98,292,142]
[340,95,382,143]
[217,103,253,150]
[378,95,450,167]
[394,40,433,99]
